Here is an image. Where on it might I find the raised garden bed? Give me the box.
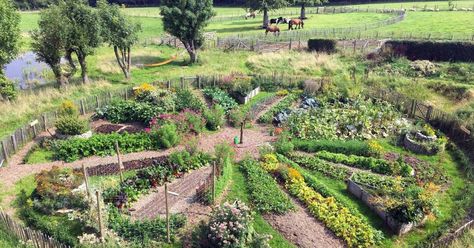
[403,132,445,155]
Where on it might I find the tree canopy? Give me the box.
[161,0,215,63]
[0,0,20,70]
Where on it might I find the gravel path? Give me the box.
[263,193,345,248]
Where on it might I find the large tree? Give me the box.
[61,0,101,84]
[246,0,289,28]
[0,0,20,73]
[98,0,141,80]
[294,0,327,19]
[31,6,70,86]
[160,0,215,63]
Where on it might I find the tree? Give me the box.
[246,0,289,28]
[160,0,215,63]
[31,5,70,86]
[61,0,101,84]
[0,0,20,73]
[98,0,141,80]
[294,0,327,19]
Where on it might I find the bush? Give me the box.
[214,142,235,165]
[293,139,371,156]
[273,133,294,155]
[95,100,162,125]
[153,123,180,149]
[55,115,89,135]
[240,158,294,214]
[175,88,205,112]
[427,81,473,101]
[307,39,337,53]
[204,104,225,131]
[202,87,238,113]
[382,40,474,62]
[0,74,17,101]
[58,100,80,116]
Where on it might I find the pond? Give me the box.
[3,51,52,89]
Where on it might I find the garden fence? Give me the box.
[0,73,318,167]
[0,209,69,248]
[368,88,474,164]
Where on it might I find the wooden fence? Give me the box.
[0,209,69,248]
[0,74,318,167]
[369,88,474,164]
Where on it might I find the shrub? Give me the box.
[273,133,294,155]
[133,83,156,101]
[55,115,89,135]
[153,123,180,149]
[156,109,205,134]
[307,39,337,53]
[58,100,79,116]
[203,201,271,248]
[228,108,245,127]
[175,88,205,112]
[214,142,235,165]
[293,139,371,156]
[382,40,474,62]
[204,104,225,131]
[0,74,17,101]
[95,100,162,125]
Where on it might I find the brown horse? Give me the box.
[265,25,280,36]
[288,19,304,30]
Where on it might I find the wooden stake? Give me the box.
[165,183,171,243]
[115,141,124,183]
[212,162,216,203]
[240,121,244,144]
[82,164,91,200]
[96,191,104,241]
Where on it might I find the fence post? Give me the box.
[410,99,417,118]
[115,141,124,183]
[212,162,216,204]
[11,135,17,152]
[80,100,85,115]
[96,191,105,241]
[42,114,47,130]
[82,164,91,200]
[125,89,129,100]
[197,76,201,89]
[95,96,100,108]
[2,141,8,162]
[180,77,185,89]
[165,183,171,243]
[426,106,433,122]
[167,80,171,89]
[289,38,292,50]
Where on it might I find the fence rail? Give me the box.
[0,209,69,248]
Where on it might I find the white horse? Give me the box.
[245,12,256,19]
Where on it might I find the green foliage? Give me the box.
[0,74,17,101]
[203,104,225,131]
[204,157,233,204]
[202,87,238,113]
[55,115,89,135]
[160,0,215,63]
[273,132,294,155]
[383,40,474,62]
[307,39,337,53]
[153,123,180,149]
[258,93,299,123]
[175,88,205,112]
[293,139,371,156]
[316,151,413,176]
[289,154,351,180]
[246,0,290,12]
[214,142,235,165]
[169,150,212,173]
[52,132,155,162]
[31,3,69,86]
[108,206,186,245]
[0,0,20,69]
[427,81,472,102]
[240,158,294,214]
[95,100,162,125]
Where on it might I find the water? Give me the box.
[3,51,52,89]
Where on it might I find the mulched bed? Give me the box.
[76,156,169,176]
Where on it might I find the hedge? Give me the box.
[307,39,337,53]
[293,139,370,156]
[382,40,474,62]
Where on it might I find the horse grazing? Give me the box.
[245,12,256,19]
[288,19,304,30]
[265,25,280,36]
[270,17,289,25]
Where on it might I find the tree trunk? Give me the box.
[114,46,130,80]
[184,41,197,63]
[263,8,269,28]
[52,65,68,87]
[65,49,77,80]
[300,4,307,19]
[76,52,89,84]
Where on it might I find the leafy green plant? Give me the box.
[175,88,205,112]
[293,139,370,156]
[55,115,89,135]
[240,158,294,214]
[203,104,225,131]
[202,87,238,113]
[273,132,294,155]
[95,99,162,125]
[289,154,351,180]
[258,93,299,124]
[153,123,180,149]
[0,71,17,101]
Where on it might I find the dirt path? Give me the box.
[263,193,345,248]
